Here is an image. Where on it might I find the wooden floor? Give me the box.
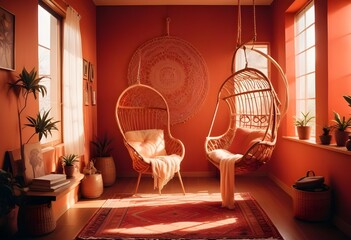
[14,175,349,240]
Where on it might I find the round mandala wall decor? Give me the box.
[128,36,209,125]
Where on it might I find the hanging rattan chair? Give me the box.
[115,83,186,194]
[205,46,288,174]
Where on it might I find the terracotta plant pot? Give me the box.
[319,135,332,145]
[81,174,103,198]
[297,126,311,140]
[94,157,116,187]
[334,130,350,147]
[64,165,75,178]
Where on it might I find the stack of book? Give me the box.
[29,174,70,192]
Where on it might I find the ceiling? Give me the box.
[93,0,274,6]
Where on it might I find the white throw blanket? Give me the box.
[147,154,181,191]
[217,150,242,209]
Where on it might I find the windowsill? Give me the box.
[283,136,351,156]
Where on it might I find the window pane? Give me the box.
[38,6,50,48]
[306,47,315,73]
[235,44,269,77]
[306,25,315,49]
[305,4,315,27]
[306,73,315,98]
[296,52,306,76]
[295,14,305,34]
[295,32,305,54]
[296,76,305,99]
[38,4,61,145]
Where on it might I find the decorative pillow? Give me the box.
[230,127,266,154]
[125,129,167,158]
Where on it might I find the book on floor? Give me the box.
[32,173,67,186]
[29,179,70,192]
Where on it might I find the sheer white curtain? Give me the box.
[63,7,84,156]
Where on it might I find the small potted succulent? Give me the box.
[81,160,103,198]
[294,112,315,140]
[319,126,332,145]
[62,154,79,178]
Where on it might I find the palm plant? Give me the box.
[91,134,113,157]
[8,67,59,185]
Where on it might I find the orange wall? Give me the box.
[0,0,96,171]
[96,5,272,177]
[270,0,351,233]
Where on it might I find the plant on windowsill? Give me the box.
[62,154,79,178]
[91,133,116,187]
[331,111,351,147]
[8,67,59,186]
[294,111,315,140]
[319,126,332,145]
[342,95,351,150]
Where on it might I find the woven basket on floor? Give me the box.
[18,201,56,236]
[292,185,331,221]
[94,157,116,187]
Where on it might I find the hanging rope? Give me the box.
[136,50,141,84]
[236,0,242,47]
[166,17,171,36]
[253,0,257,42]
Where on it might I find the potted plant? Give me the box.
[319,126,332,145]
[331,111,351,146]
[81,160,103,198]
[91,134,116,187]
[0,169,21,236]
[9,67,59,185]
[294,112,315,140]
[62,154,79,178]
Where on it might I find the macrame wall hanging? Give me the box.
[127,18,209,125]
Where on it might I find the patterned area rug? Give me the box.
[76,192,283,240]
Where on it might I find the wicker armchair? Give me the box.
[115,83,185,194]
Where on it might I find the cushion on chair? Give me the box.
[230,127,266,154]
[125,129,167,158]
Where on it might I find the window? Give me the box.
[295,1,316,136]
[38,4,62,145]
[235,44,269,77]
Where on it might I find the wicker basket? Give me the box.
[18,201,56,236]
[292,185,331,221]
[94,157,116,187]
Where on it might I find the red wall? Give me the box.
[96,5,272,177]
[270,0,351,233]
